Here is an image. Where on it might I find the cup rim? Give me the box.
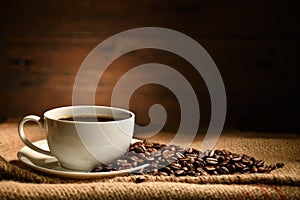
[44,105,135,124]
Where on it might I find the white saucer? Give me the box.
[17,139,148,179]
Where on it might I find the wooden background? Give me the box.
[0,0,299,133]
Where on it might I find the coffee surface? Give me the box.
[59,115,122,122]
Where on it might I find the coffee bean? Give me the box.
[159,172,169,176]
[241,158,250,164]
[248,160,254,167]
[140,146,147,152]
[153,143,161,149]
[138,153,146,159]
[146,148,155,152]
[212,171,218,175]
[187,163,194,171]
[222,150,231,156]
[91,140,284,177]
[144,152,151,157]
[194,172,201,176]
[152,151,162,158]
[186,148,193,154]
[195,148,201,154]
[145,156,155,161]
[117,159,127,163]
[220,159,230,166]
[120,163,132,168]
[135,176,146,183]
[217,155,225,163]
[176,152,185,159]
[197,167,208,176]
[160,166,171,174]
[232,156,242,162]
[151,168,159,175]
[234,163,244,170]
[182,166,188,171]
[205,166,216,171]
[220,166,230,174]
[276,162,284,168]
[186,171,196,176]
[175,169,185,176]
[149,163,158,168]
[241,167,250,173]
[258,167,267,173]
[204,150,210,157]
[144,143,153,148]
[162,150,170,156]
[228,164,236,172]
[137,159,144,164]
[208,150,215,157]
[158,159,168,166]
[255,160,264,167]
[269,164,276,170]
[169,163,181,170]
[205,157,218,165]
[188,157,195,164]
[127,156,138,162]
[178,158,189,164]
[251,166,258,173]
[194,160,203,168]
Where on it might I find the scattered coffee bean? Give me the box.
[135,176,146,183]
[91,140,284,177]
[251,166,258,173]
[258,167,267,173]
[159,171,169,176]
[276,162,284,168]
[255,160,264,167]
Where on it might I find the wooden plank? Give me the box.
[0,38,298,92]
[0,0,299,39]
[0,0,299,132]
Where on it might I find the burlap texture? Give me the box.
[0,123,299,199]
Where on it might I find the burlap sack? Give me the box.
[0,123,299,199]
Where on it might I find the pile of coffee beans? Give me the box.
[92,140,284,176]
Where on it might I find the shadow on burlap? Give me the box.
[0,123,299,199]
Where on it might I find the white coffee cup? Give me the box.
[18,105,135,171]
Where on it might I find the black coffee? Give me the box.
[59,116,121,122]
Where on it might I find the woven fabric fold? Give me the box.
[0,123,299,199]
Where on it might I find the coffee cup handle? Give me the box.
[18,115,53,156]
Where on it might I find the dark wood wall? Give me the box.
[0,0,299,133]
